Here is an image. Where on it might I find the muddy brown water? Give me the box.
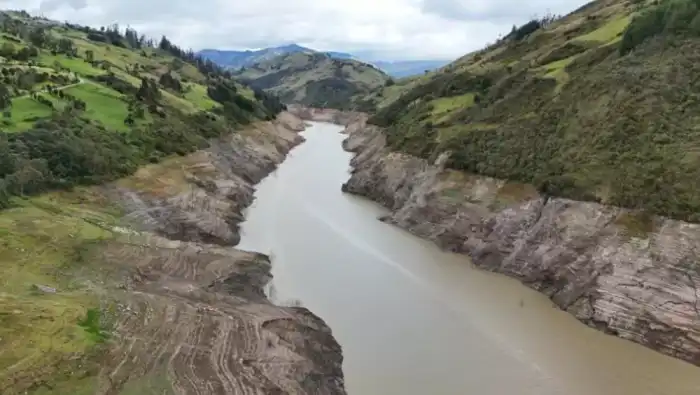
[237,122,700,395]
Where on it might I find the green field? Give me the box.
[63,83,130,131]
[0,193,118,392]
[575,15,631,43]
[5,96,54,132]
[430,93,475,123]
[38,53,105,77]
[184,83,220,111]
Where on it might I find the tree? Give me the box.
[0,84,11,112]
[159,36,172,51]
[0,42,16,58]
[137,77,161,103]
[85,49,95,63]
[28,28,47,48]
[159,71,183,92]
[57,38,75,55]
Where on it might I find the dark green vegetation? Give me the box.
[78,308,109,343]
[620,0,700,54]
[0,11,284,207]
[367,0,700,222]
[233,51,389,110]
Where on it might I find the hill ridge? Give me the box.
[364,0,700,223]
[233,51,390,110]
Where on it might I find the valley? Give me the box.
[5,0,700,393]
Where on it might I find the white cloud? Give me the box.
[2,0,589,60]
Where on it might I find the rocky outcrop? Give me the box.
[330,112,700,366]
[94,112,346,395]
[112,112,306,247]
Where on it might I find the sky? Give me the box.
[3,0,589,61]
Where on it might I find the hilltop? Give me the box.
[199,44,353,69]
[233,51,390,110]
[366,0,700,223]
[200,44,448,77]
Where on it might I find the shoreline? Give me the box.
[105,111,348,394]
[289,106,700,368]
[1,111,347,395]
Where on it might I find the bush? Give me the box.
[0,108,244,203]
[620,0,700,54]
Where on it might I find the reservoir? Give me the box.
[237,122,700,395]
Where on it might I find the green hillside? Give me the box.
[0,12,291,393]
[0,11,285,207]
[368,0,700,222]
[233,51,389,110]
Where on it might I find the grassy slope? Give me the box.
[0,190,121,394]
[368,0,700,222]
[0,12,277,394]
[1,16,263,132]
[233,51,389,110]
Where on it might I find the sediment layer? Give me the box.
[296,108,700,367]
[29,112,347,395]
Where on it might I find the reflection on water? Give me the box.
[238,122,700,395]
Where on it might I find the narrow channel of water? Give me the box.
[237,122,700,395]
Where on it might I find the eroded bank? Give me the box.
[1,112,346,395]
[291,107,700,368]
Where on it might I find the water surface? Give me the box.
[238,122,700,395]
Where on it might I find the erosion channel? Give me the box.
[238,121,700,395]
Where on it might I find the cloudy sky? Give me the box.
[3,0,588,60]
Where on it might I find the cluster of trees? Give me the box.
[0,109,241,208]
[158,71,183,93]
[206,79,262,123]
[504,14,561,42]
[0,67,75,91]
[27,87,86,112]
[136,77,162,103]
[61,21,285,118]
[620,0,700,54]
[30,93,54,109]
[0,13,290,208]
[94,73,136,95]
[157,36,230,79]
[0,42,39,61]
[64,23,149,49]
[124,100,146,126]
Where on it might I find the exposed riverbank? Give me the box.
[1,112,346,395]
[290,107,700,367]
[102,112,346,394]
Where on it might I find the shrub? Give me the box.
[620,0,700,54]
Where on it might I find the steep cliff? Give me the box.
[304,110,700,367]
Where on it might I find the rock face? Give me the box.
[315,111,700,367]
[95,112,346,395]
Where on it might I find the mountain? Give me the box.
[198,44,353,69]
[198,45,447,77]
[371,60,450,78]
[365,0,700,223]
[233,51,390,110]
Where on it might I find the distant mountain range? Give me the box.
[198,44,449,78]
